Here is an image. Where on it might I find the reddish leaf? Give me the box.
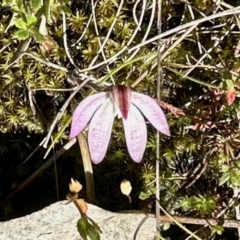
[226,87,237,106]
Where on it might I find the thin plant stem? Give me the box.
[51,137,59,201]
[62,11,95,203]
[89,0,117,84]
[62,11,80,70]
[155,0,162,239]
[127,0,151,62]
[77,133,95,203]
[129,7,240,52]
[74,7,240,73]
[43,81,89,150]
[158,203,203,240]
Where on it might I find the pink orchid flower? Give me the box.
[70,85,170,164]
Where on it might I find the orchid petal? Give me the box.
[88,100,115,164]
[69,92,107,138]
[122,104,147,163]
[110,85,131,119]
[131,92,170,136]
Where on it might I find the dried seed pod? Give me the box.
[120,179,132,196]
[120,180,132,203]
[69,178,82,193]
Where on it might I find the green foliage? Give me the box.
[3,0,72,41]
[77,214,101,240]
[1,0,240,239]
[194,194,218,216]
[211,225,224,236]
[219,161,240,187]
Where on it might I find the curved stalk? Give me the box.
[77,132,95,204]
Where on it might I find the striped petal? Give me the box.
[88,100,115,164]
[110,85,131,119]
[131,92,170,136]
[70,92,107,138]
[122,104,147,163]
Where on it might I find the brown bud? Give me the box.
[69,178,82,193]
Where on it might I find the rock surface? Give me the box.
[0,201,156,240]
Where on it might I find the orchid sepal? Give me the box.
[69,92,107,138]
[122,104,147,163]
[131,92,170,136]
[88,100,115,164]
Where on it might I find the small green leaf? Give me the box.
[13,29,30,40]
[30,27,44,42]
[229,169,240,187]
[211,225,224,235]
[139,191,151,200]
[30,0,42,11]
[149,187,157,194]
[180,197,193,211]
[16,0,24,12]
[77,217,88,240]
[8,38,31,66]
[87,224,101,240]
[163,222,171,231]
[36,6,44,19]
[139,187,157,199]
[27,15,37,26]
[87,216,102,233]
[3,0,13,5]
[58,6,72,15]
[219,172,230,186]
[222,165,229,172]
[49,0,56,6]
[226,79,234,88]
[20,12,28,22]
[13,18,27,29]
[111,0,118,7]
[193,194,217,215]
[43,0,51,23]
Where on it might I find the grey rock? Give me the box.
[0,201,156,240]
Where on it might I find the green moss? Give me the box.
[0,3,240,239]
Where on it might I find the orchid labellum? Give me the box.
[70,85,170,164]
